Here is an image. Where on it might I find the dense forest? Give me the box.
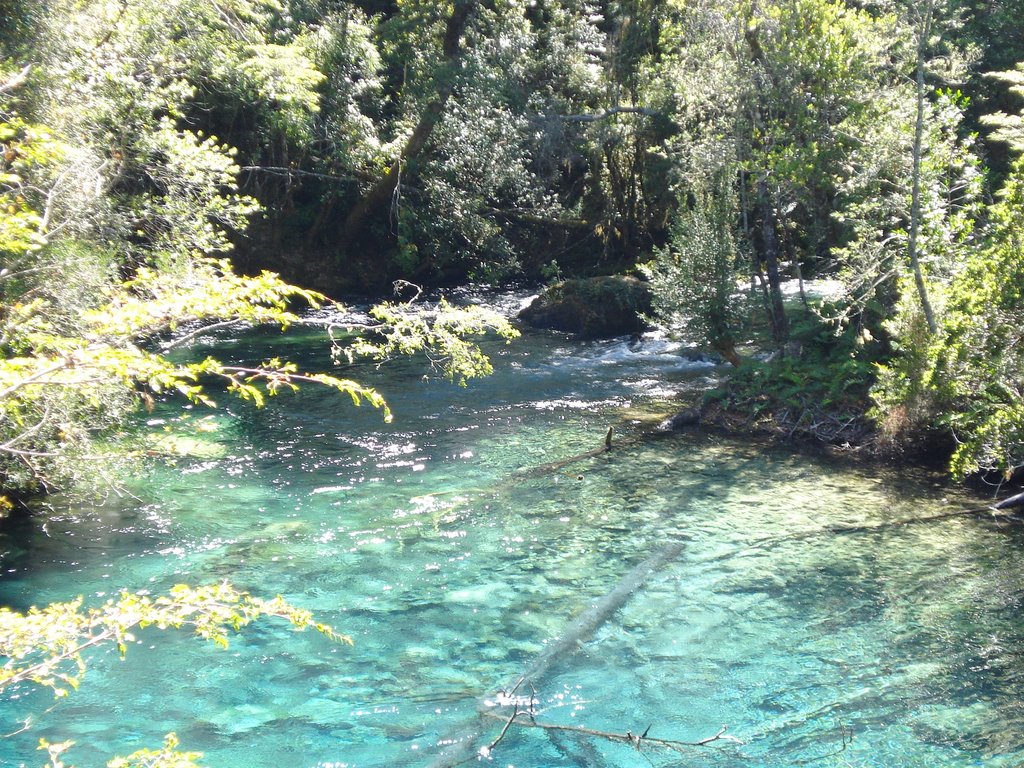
[3,0,1024,495]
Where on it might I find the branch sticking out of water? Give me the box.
[513,425,621,480]
[792,721,853,764]
[479,708,744,759]
[480,682,537,757]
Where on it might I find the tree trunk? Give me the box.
[713,338,743,367]
[907,0,938,335]
[341,0,477,247]
[758,179,789,345]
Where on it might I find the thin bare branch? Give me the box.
[552,106,666,123]
[0,403,54,450]
[239,166,359,183]
[0,265,57,282]
[481,711,744,753]
[0,358,74,401]
[0,630,114,691]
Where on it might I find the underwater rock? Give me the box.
[518,275,652,338]
[431,665,484,691]
[144,432,227,459]
[206,703,280,734]
[445,582,514,605]
[677,348,723,364]
[401,645,445,663]
[293,697,353,727]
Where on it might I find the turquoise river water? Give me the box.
[2,291,1024,768]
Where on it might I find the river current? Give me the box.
[2,291,1023,767]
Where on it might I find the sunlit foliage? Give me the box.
[344,297,520,385]
[643,173,748,366]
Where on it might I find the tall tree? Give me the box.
[907,0,940,335]
[644,169,748,366]
[341,0,478,247]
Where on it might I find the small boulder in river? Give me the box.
[518,275,652,338]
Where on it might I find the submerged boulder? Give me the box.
[518,275,652,338]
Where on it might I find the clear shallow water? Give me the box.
[1,304,1023,768]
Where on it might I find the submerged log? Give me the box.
[514,541,685,687]
[512,412,701,481]
[512,425,619,480]
[427,539,688,768]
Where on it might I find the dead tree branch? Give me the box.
[480,710,744,756]
[553,106,666,123]
[159,320,245,351]
[239,166,361,184]
[792,722,853,764]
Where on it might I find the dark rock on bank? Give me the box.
[518,276,652,339]
[656,407,702,432]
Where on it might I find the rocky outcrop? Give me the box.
[518,276,652,338]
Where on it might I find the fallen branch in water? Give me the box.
[793,721,853,764]
[480,709,744,757]
[513,424,623,480]
[511,412,1024,528]
[480,680,538,756]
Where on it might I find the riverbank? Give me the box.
[663,373,1012,506]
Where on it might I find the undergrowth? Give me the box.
[707,311,876,445]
